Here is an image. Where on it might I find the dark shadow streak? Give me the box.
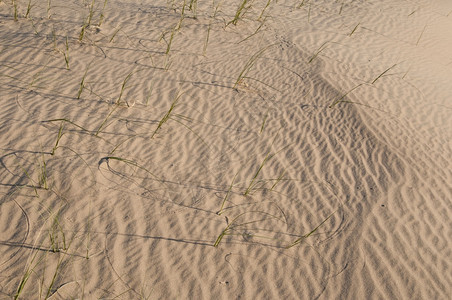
[97,231,213,247]
[0,241,87,259]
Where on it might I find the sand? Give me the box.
[0,0,451,299]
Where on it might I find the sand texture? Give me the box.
[0,0,451,299]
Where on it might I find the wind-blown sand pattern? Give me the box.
[0,0,451,299]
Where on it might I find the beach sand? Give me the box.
[0,0,451,298]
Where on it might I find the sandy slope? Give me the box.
[0,0,450,299]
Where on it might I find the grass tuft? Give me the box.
[50,121,65,155]
[151,91,183,138]
[233,44,275,89]
[217,172,239,215]
[285,212,335,248]
[214,210,283,247]
[77,63,91,99]
[371,64,397,84]
[229,0,251,26]
[329,83,364,108]
[244,132,290,196]
[349,22,360,36]
[308,41,328,63]
[116,71,134,106]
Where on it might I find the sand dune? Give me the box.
[0,0,451,299]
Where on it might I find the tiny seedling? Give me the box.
[38,154,48,190]
[85,201,93,259]
[371,63,397,84]
[79,0,95,42]
[109,27,121,43]
[339,2,344,15]
[243,151,272,196]
[21,167,39,197]
[144,82,154,105]
[285,212,335,248]
[50,121,64,155]
[77,63,91,99]
[29,63,49,89]
[258,0,271,21]
[217,172,239,215]
[13,0,18,21]
[416,24,427,46]
[87,0,96,26]
[244,134,289,196]
[151,91,183,138]
[176,0,187,30]
[57,37,70,70]
[270,170,286,191]
[100,156,160,181]
[52,27,57,50]
[43,118,90,133]
[329,83,364,108]
[48,213,67,252]
[189,0,198,18]
[25,0,33,18]
[213,211,282,247]
[163,54,173,71]
[259,108,269,134]
[63,37,70,69]
[308,41,328,63]
[79,23,88,42]
[233,44,275,89]
[239,17,267,43]
[47,0,52,18]
[349,22,360,36]
[98,0,109,26]
[229,0,250,26]
[95,103,119,136]
[165,25,178,55]
[297,0,308,9]
[203,1,221,54]
[116,71,134,106]
[203,22,212,55]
